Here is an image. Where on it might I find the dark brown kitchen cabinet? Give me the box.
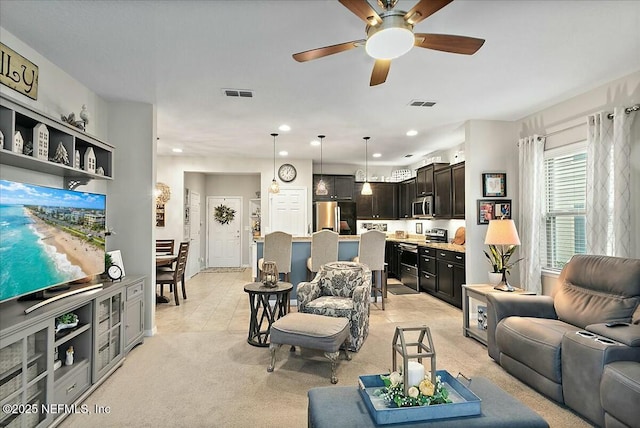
[415,163,448,197]
[312,174,354,200]
[354,182,398,219]
[452,162,465,219]
[434,249,465,308]
[434,167,452,218]
[399,178,416,218]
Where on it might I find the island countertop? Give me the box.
[253,235,465,252]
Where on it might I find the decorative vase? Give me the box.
[488,272,502,286]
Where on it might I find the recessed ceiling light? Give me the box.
[310,139,320,146]
[406,130,418,137]
[172,148,183,153]
[372,153,382,158]
[278,124,291,132]
[279,150,288,156]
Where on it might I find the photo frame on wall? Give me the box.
[477,199,512,224]
[482,173,507,197]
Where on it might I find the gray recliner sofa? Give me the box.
[486,255,640,427]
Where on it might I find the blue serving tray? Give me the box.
[358,370,482,425]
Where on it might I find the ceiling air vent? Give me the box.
[222,88,254,98]
[409,100,436,107]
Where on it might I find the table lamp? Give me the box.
[484,219,521,291]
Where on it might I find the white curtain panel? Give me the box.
[586,109,635,257]
[518,135,545,294]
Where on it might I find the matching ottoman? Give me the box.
[267,312,351,384]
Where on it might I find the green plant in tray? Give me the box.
[56,312,78,325]
[376,371,451,408]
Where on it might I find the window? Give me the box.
[543,143,587,271]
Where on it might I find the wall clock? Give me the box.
[278,163,297,182]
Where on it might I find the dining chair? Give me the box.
[156,241,189,305]
[306,230,339,281]
[156,239,175,254]
[258,231,292,282]
[353,230,387,310]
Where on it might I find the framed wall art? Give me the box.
[477,199,512,224]
[482,173,507,197]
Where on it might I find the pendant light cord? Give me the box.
[363,136,370,180]
[318,135,325,178]
[271,133,278,179]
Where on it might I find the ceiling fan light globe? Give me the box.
[365,14,414,60]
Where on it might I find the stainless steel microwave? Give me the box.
[412,196,433,218]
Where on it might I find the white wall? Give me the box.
[0,28,109,140]
[106,101,156,335]
[464,120,519,286]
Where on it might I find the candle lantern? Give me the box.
[262,261,279,288]
[392,326,437,395]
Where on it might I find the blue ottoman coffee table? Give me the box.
[308,377,548,427]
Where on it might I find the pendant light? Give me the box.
[269,133,280,194]
[315,135,328,196]
[361,136,373,195]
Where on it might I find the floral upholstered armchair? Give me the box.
[297,261,372,352]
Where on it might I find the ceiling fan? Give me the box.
[292,0,485,86]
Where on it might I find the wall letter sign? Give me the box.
[0,42,39,100]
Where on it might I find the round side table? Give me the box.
[243,281,293,347]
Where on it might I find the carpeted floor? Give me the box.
[58,270,592,428]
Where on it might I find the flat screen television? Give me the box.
[0,179,106,303]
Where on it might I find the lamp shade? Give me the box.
[365,14,414,60]
[361,181,373,195]
[484,219,521,246]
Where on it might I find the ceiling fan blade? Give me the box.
[404,0,453,25]
[370,59,391,86]
[339,0,382,26]
[414,33,485,55]
[292,40,365,62]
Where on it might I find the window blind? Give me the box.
[544,150,587,270]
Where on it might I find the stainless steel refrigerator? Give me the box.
[313,201,357,235]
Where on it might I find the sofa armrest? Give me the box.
[586,323,640,347]
[297,280,321,309]
[352,285,369,305]
[485,294,556,361]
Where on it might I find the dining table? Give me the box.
[156,253,178,303]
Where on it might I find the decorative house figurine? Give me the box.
[75,149,81,169]
[13,131,24,154]
[84,147,96,173]
[0,129,4,149]
[96,166,104,176]
[33,123,49,160]
[52,142,69,165]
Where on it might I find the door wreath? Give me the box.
[214,204,236,225]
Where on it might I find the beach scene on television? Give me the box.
[0,179,106,302]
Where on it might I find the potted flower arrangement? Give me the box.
[55,312,79,333]
[484,244,522,286]
[376,371,451,407]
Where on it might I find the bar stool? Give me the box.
[353,230,387,310]
[258,231,292,282]
[306,230,339,280]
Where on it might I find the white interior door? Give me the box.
[207,196,242,267]
[187,191,200,278]
[269,187,307,236]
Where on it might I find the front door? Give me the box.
[207,196,242,267]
